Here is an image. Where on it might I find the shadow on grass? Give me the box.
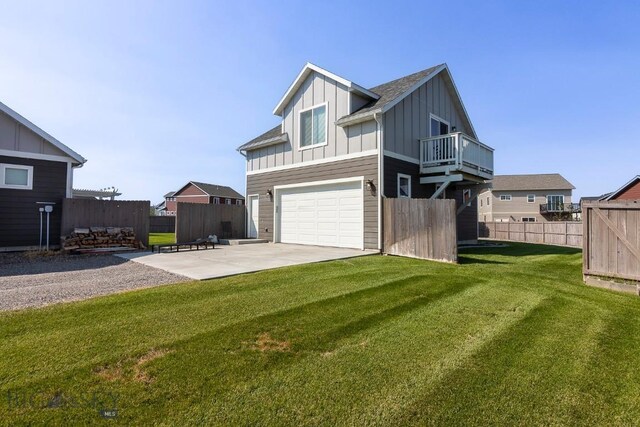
[459,241,581,258]
[457,256,508,265]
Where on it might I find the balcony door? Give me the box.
[429,114,451,161]
[430,114,450,137]
[546,195,564,211]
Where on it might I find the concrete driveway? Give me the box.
[117,243,378,280]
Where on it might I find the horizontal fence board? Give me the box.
[383,198,457,263]
[479,221,582,248]
[61,199,150,247]
[176,203,245,243]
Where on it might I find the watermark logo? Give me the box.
[6,389,119,418]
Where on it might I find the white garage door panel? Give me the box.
[278,181,363,249]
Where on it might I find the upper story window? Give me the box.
[236,199,243,205]
[500,195,512,201]
[397,174,411,198]
[299,103,327,149]
[1,163,33,190]
[214,197,220,204]
[225,199,231,205]
[527,194,535,203]
[430,114,450,137]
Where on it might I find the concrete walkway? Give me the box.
[117,243,378,280]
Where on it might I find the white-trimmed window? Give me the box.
[236,199,243,205]
[522,217,536,222]
[500,195,512,201]
[1,163,33,190]
[226,199,231,205]
[429,113,450,137]
[527,194,535,203]
[397,173,411,198]
[214,197,220,204]
[299,103,327,149]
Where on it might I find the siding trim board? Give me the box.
[246,149,378,175]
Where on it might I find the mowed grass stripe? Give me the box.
[1,243,640,425]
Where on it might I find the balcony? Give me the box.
[419,132,494,181]
[540,203,582,215]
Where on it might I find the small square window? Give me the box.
[527,194,535,203]
[500,195,512,201]
[214,197,220,204]
[226,199,231,205]
[522,217,536,222]
[236,199,242,205]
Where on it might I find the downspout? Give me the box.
[374,112,384,251]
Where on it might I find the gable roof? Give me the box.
[239,62,478,152]
[273,63,380,116]
[604,175,640,200]
[490,174,575,191]
[175,181,244,199]
[0,100,86,165]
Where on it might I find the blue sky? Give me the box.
[1,0,638,201]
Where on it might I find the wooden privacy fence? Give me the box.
[479,221,582,248]
[149,216,176,233]
[61,199,150,247]
[176,203,245,243]
[583,200,640,295]
[383,198,457,263]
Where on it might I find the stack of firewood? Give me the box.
[62,227,143,251]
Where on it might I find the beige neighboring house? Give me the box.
[478,174,578,223]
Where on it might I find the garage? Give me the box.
[276,179,364,249]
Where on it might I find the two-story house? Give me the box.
[238,63,494,249]
[478,174,578,223]
[160,182,244,216]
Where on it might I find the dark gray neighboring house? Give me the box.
[238,63,494,248]
[0,101,86,250]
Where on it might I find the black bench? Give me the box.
[152,238,215,253]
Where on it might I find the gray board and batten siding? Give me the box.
[383,72,474,160]
[246,70,377,172]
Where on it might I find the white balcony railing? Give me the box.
[419,132,494,180]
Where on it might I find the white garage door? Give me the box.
[278,180,363,249]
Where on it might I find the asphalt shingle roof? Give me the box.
[237,125,284,152]
[181,182,244,199]
[491,174,575,191]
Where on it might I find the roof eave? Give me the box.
[336,109,381,127]
[238,133,289,153]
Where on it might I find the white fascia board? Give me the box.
[272,63,379,116]
[605,175,640,200]
[0,101,87,165]
[0,148,75,164]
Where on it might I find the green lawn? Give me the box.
[149,232,175,246]
[2,243,640,425]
